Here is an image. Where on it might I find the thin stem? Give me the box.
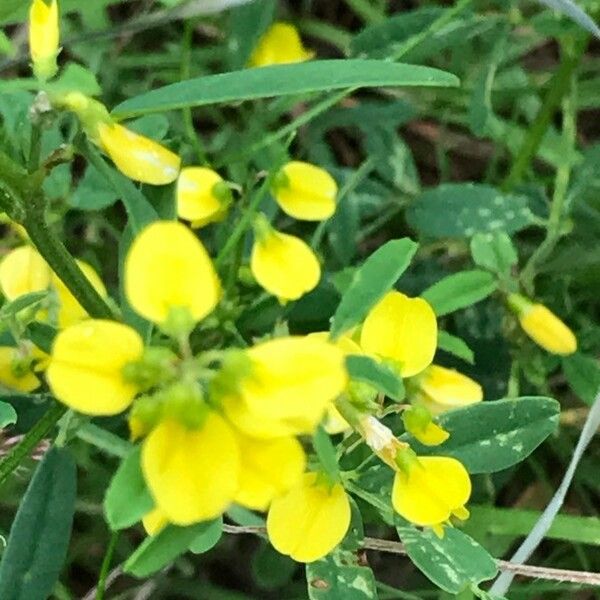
[96,532,119,600]
[344,0,385,23]
[28,123,42,173]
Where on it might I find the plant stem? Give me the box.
[344,0,385,23]
[28,123,42,173]
[96,531,119,600]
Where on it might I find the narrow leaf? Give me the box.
[346,354,405,401]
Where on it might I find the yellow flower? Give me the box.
[0,246,51,301]
[267,473,351,562]
[509,294,577,356]
[360,291,437,378]
[235,433,306,511]
[52,260,107,329]
[142,507,168,536]
[97,122,181,185]
[412,365,483,415]
[142,415,239,525]
[29,0,60,81]
[224,336,347,439]
[250,218,321,301]
[177,167,231,228]
[0,347,41,393]
[249,22,314,68]
[392,455,471,534]
[273,161,338,221]
[402,405,449,446]
[46,320,143,415]
[125,221,221,327]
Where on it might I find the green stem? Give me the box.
[96,531,119,600]
[28,123,42,173]
[297,19,353,54]
[344,0,385,23]
[0,402,67,487]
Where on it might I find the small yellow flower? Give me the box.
[392,454,471,533]
[412,365,483,415]
[46,320,143,415]
[142,415,240,525]
[360,291,437,378]
[267,472,351,562]
[402,405,449,446]
[224,336,347,439]
[97,122,181,185]
[250,217,321,301]
[0,246,51,301]
[142,507,168,536]
[235,433,306,511]
[0,347,41,393]
[249,22,314,68]
[125,221,221,327]
[29,0,60,81]
[273,161,338,221]
[177,167,231,228]
[509,294,577,356]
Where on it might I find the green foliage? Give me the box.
[345,355,405,402]
[0,401,16,428]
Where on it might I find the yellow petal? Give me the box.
[29,0,59,81]
[360,291,437,378]
[235,433,306,510]
[46,320,143,415]
[97,122,180,185]
[417,365,483,415]
[142,507,168,536]
[52,260,107,329]
[0,246,51,300]
[142,415,239,525]
[519,303,577,356]
[249,22,314,68]
[267,473,351,562]
[413,421,450,446]
[274,162,337,221]
[125,221,221,326]
[324,405,351,435]
[251,229,321,301]
[0,347,41,392]
[392,456,471,527]
[177,167,228,226]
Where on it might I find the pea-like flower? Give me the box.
[272,161,338,221]
[360,291,437,378]
[46,320,143,415]
[125,221,221,329]
[250,215,321,301]
[97,122,181,186]
[267,472,351,562]
[0,346,41,393]
[0,246,51,300]
[29,0,60,81]
[249,22,314,68]
[177,167,231,228]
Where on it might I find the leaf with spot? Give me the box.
[470,232,518,276]
[407,183,533,239]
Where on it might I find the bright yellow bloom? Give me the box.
[0,347,41,392]
[29,0,59,81]
[251,222,321,301]
[0,246,51,301]
[52,260,107,329]
[267,473,351,562]
[224,336,347,439]
[402,405,448,446]
[360,291,437,378]
[177,167,230,228]
[97,122,181,185]
[392,455,471,533]
[142,415,239,525]
[142,507,168,536]
[46,320,143,415]
[509,295,577,356]
[273,162,338,221]
[235,433,306,511]
[249,23,314,68]
[125,221,221,326]
[412,365,483,415]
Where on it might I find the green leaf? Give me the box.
[0,447,76,600]
[346,355,405,401]
[46,63,101,97]
[437,331,474,364]
[535,0,600,39]
[70,165,119,211]
[189,517,223,554]
[330,238,418,339]
[0,401,17,428]
[402,397,560,473]
[113,60,460,118]
[407,184,533,239]
[562,353,600,407]
[124,519,222,577]
[104,446,154,530]
[421,270,498,316]
[396,524,497,594]
[313,426,340,481]
[25,322,58,354]
[0,291,47,321]
[470,232,518,275]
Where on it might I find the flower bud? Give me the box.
[177,167,231,228]
[29,0,60,81]
[249,22,314,68]
[0,246,51,301]
[402,405,449,446]
[0,346,41,393]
